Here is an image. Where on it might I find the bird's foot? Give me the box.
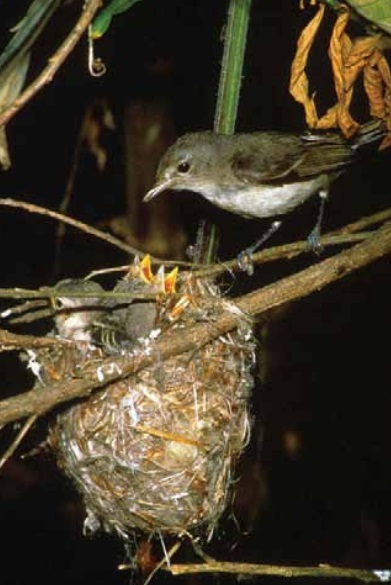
[307,189,327,254]
[237,250,255,275]
[237,220,282,275]
[307,225,323,255]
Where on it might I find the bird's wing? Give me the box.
[297,133,354,177]
[231,133,307,183]
[231,132,355,184]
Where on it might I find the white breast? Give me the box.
[201,176,328,218]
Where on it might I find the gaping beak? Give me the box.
[143,178,176,202]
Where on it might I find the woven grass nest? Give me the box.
[37,257,255,540]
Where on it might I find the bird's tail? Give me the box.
[351,119,386,150]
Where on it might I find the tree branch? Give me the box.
[0,219,391,427]
[192,207,391,280]
[0,329,70,352]
[165,561,390,582]
[235,218,391,316]
[0,198,192,267]
[0,0,102,128]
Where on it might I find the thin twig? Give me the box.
[130,541,182,585]
[330,207,391,235]
[1,219,391,427]
[0,328,70,351]
[0,286,155,302]
[0,415,37,470]
[0,197,146,257]
[165,561,390,582]
[0,198,191,266]
[88,212,390,281]
[86,230,373,282]
[191,206,391,280]
[0,0,102,128]
[192,230,372,279]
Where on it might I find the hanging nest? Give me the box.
[34,258,255,540]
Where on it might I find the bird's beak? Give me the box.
[143,178,175,202]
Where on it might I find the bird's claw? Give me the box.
[237,250,254,275]
[237,220,282,275]
[307,226,323,255]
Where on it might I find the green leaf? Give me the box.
[91,0,144,39]
[345,0,391,35]
[319,0,342,10]
[0,0,60,74]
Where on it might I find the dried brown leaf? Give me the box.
[299,0,318,10]
[376,52,391,145]
[363,52,386,119]
[328,11,351,99]
[377,52,391,92]
[338,104,360,138]
[343,36,379,91]
[289,3,325,127]
[379,133,391,150]
[327,10,359,137]
[290,2,391,143]
[316,104,339,129]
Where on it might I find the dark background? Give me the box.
[0,1,390,583]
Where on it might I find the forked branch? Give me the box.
[1,218,391,427]
[0,0,102,128]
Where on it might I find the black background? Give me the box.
[0,1,390,583]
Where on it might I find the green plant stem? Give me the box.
[214,0,252,134]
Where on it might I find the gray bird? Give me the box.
[144,122,384,218]
[144,122,385,267]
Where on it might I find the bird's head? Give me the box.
[143,131,221,201]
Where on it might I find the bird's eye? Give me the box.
[177,161,191,174]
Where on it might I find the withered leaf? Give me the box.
[291,2,391,147]
[316,104,339,129]
[327,10,359,137]
[364,50,387,119]
[289,3,325,128]
[343,36,380,91]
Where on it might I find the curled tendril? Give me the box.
[88,26,107,77]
